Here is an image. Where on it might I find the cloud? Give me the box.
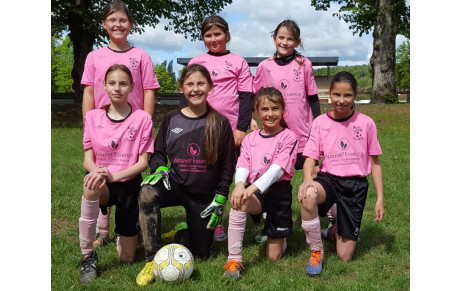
[127,0,405,70]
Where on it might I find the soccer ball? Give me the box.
[152,243,194,282]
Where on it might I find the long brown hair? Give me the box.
[178,64,227,166]
[254,87,289,129]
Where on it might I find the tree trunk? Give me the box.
[370,0,398,104]
[67,0,95,103]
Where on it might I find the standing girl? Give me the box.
[80,0,160,247]
[136,64,236,286]
[298,71,385,276]
[253,19,320,170]
[181,15,253,241]
[77,64,154,283]
[223,87,298,280]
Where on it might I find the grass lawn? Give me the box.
[51,103,410,290]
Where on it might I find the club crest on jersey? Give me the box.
[129,57,139,70]
[353,126,364,140]
[187,143,201,157]
[338,138,349,150]
[261,153,273,165]
[292,68,302,81]
[108,138,121,150]
[126,126,138,141]
[210,69,221,79]
[278,79,290,91]
[224,61,233,70]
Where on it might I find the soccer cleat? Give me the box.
[254,231,267,243]
[321,223,337,241]
[136,261,155,286]
[306,250,324,277]
[213,225,227,242]
[77,251,98,283]
[93,232,109,247]
[162,222,188,243]
[223,259,245,280]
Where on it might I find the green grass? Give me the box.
[51,103,410,290]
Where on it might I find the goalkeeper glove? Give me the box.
[200,194,227,230]
[141,166,171,190]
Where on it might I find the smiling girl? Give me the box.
[223,87,298,280]
[298,71,385,276]
[77,64,154,283]
[136,64,236,286]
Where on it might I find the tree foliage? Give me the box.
[51,0,233,98]
[51,35,74,93]
[310,0,410,103]
[154,62,177,93]
[312,0,409,38]
[395,40,409,89]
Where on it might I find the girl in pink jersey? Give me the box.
[252,19,322,244]
[80,1,160,247]
[298,72,385,277]
[223,87,298,280]
[77,64,154,283]
[180,15,254,242]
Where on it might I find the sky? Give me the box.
[127,0,409,75]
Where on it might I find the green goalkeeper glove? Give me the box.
[141,166,171,190]
[200,194,227,230]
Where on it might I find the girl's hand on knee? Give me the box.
[298,181,316,201]
[84,171,106,189]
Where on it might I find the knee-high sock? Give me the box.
[301,217,323,251]
[227,208,247,262]
[96,207,111,235]
[327,204,337,221]
[79,197,100,254]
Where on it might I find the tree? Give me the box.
[51,0,232,101]
[154,63,177,93]
[311,0,410,103]
[395,40,409,90]
[51,35,74,93]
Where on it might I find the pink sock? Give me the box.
[301,217,323,251]
[79,197,100,254]
[96,207,111,235]
[327,204,337,221]
[227,208,247,262]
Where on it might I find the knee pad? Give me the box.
[139,185,160,204]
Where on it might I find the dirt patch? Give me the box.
[51,218,74,236]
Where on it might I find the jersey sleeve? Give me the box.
[82,111,93,150]
[367,119,382,156]
[302,119,322,160]
[138,113,155,155]
[272,131,298,173]
[81,52,95,86]
[303,58,318,95]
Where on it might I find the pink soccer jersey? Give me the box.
[253,57,318,153]
[237,128,298,184]
[81,47,160,111]
[303,111,382,177]
[188,52,253,131]
[83,109,154,181]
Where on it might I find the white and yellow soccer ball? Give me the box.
[152,243,194,282]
